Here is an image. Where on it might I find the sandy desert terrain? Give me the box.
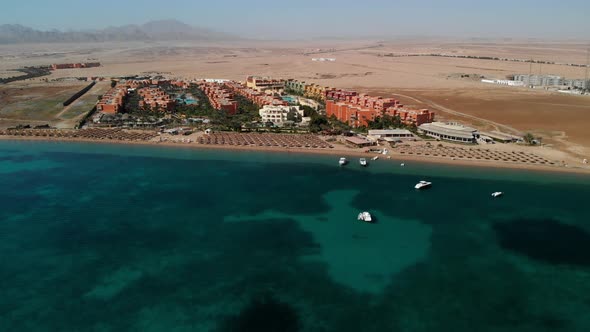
[1,39,589,160]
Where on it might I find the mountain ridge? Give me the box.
[0,19,239,44]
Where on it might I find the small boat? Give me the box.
[372,156,379,161]
[414,180,432,190]
[359,158,367,167]
[357,211,373,222]
[491,192,504,198]
[339,157,348,166]
[400,163,405,167]
[382,148,389,155]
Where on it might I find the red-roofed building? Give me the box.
[137,87,175,112]
[326,93,434,128]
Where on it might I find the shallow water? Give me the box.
[1,140,590,331]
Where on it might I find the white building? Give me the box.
[481,79,525,87]
[368,129,414,139]
[418,122,480,143]
[513,74,564,87]
[259,105,303,126]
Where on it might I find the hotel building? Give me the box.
[285,80,307,95]
[198,82,238,114]
[225,81,287,107]
[246,76,285,92]
[96,86,128,114]
[137,87,175,112]
[326,92,434,127]
[259,105,303,126]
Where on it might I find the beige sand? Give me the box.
[2,131,589,174]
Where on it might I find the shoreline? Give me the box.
[3,135,590,175]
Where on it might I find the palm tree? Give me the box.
[523,133,536,145]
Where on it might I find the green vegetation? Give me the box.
[298,104,316,117]
[123,91,143,114]
[0,66,51,84]
[284,88,304,97]
[76,106,97,128]
[365,114,418,133]
[63,82,96,106]
[0,87,82,121]
[308,109,329,133]
[286,109,302,123]
[233,94,260,120]
[523,132,537,145]
[367,114,403,129]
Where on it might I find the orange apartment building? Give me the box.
[198,82,238,114]
[96,86,128,114]
[387,108,435,126]
[137,87,175,112]
[326,93,434,127]
[326,89,358,102]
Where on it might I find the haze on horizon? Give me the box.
[1,0,589,40]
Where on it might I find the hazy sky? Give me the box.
[2,0,589,39]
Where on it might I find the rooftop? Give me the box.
[368,129,413,135]
[419,122,478,139]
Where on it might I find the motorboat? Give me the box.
[400,163,405,167]
[357,211,373,222]
[339,157,348,166]
[414,181,432,189]
[491,191,504,198]
[359,158,367,167]
[372,156,379,161]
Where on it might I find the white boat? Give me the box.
[400,163,405,167]
[414,181,432,189]
[491,191,504,198]
[339,157,348,166]
[382,148,389,155]
[357,211,373,222]
[372,156,379,161]
[359,158,367,166]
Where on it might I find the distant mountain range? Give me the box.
[0,19,239,44]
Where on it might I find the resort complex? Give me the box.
[2,68,577,171]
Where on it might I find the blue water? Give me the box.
[176,98,198,105]
[1,140,590,331]
[282,96,297,104]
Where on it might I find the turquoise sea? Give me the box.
[1,140,590,331]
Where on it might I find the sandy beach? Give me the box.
[3,133,590,175]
